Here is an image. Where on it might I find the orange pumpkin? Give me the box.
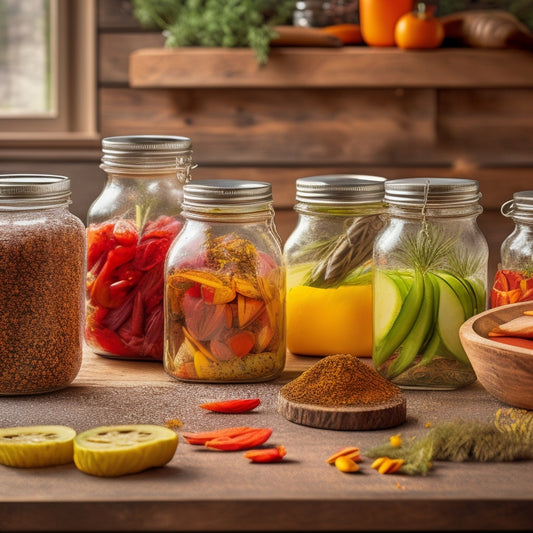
[394,2,445,49]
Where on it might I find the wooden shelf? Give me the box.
[129,46,533,89]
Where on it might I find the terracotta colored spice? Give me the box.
[0,210,85,395]
[280,354,403,407]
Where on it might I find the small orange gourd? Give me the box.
[394,2,445,49]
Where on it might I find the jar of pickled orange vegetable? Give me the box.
[164,179,286,382]
[85,135,194,361]
[491,191,533,308]
[372,177,488,390]
[284,174,387,357]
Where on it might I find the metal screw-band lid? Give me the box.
[296,175,386,204]
[183,179,273,209]
[100,135,193,175]
[0,175,71,207]
[384,177,482,207]
[501,190,533,222]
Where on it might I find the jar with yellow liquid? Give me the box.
[284,175,387,357]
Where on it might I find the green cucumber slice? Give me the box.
[373,269,425,368]
[373,269,405,344]
[433,275,469,364]
[387,273,436,378]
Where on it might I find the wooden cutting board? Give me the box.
[277,391,406,431]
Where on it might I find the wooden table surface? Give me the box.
[1,348,533,532]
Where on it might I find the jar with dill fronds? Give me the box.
[372,177,488,390]
[85,135,195,361]
[284,175,387,358]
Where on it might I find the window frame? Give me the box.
[0,0,98,148]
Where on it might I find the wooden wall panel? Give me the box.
[438,89,533,165]
[99,87,438,164]
[99,33,164,85]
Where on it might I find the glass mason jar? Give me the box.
[372,177,488,390]
[164,179,286,383]
[0,175,86,395]
[491,191,533,308]
[284,174,387,357]
[85,135,194,361]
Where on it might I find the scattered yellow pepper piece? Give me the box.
[371,456,405,474]
[334,456,359,473]
[389,434,402,447]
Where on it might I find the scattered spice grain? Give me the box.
[279,354,403,407]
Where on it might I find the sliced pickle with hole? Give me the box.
[0,425,76,468]
[73,424,178,477]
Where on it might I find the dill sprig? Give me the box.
[365,408,533,476]
[392,225,457,273]
[446,247,486,279]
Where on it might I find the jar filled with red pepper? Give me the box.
[491,191,533,308]
[85,135,194,361]
[164,179,286,382]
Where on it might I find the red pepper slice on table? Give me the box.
[244,446,286,463]
[200,398,261,413]
[182,426,272,450]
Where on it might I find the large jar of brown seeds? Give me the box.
[0,175,86,395]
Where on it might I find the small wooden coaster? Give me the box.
[277,392,406,431]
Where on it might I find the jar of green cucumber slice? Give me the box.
[372,177,488,390]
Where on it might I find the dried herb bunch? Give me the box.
[132,0,297,65]
[365,408,533,475]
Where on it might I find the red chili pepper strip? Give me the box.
[182,426,252,445]
[244,446,286,463]
[205,428,273,451]
[200,398,261,414]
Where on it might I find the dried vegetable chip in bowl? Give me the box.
[489,312,533,339]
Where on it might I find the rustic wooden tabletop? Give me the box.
[1,348,532,532]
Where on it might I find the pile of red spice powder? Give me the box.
[280,354,403,407]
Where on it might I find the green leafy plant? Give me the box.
[132,0,297,65]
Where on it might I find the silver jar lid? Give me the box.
[501,190,533,221]
[295,175,386,205]
[101,135,193,172]
[384,177,482,207]
[183,179,273,209]
[0,174,71,206]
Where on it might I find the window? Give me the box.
[0,0,97,143]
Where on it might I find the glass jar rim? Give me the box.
[183,179,273,210]
[384,177,482,208]
[295,174,386,205]
[501,190,533,221]
[100,135,193,172]
[0,174,71,208]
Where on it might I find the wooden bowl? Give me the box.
[460,301,533,410]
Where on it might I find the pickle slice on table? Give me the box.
[0,425,76,468]
[73,424,178,477]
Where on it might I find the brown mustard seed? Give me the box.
[0,210,86,395]
[280,353,403,407]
